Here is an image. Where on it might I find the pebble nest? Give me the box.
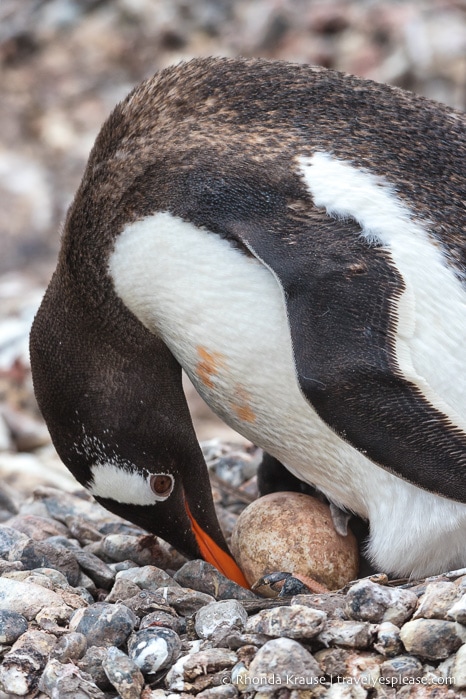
[0,442,465,699]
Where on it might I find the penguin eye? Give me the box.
[150,474,174,498]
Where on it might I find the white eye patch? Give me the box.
[88,462,174,505]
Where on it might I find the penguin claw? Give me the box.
[252,571,329,596]
[329,502,351,536]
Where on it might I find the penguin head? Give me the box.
[29,276,249,588]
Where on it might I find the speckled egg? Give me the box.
[231,491,359,593]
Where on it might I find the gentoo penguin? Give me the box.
[30,57,466,582]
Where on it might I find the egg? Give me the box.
[231,491,359,594]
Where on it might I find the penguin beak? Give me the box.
[184,499,250,588]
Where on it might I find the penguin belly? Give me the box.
[109,210,466,578]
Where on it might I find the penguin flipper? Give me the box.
[225,211,466,503]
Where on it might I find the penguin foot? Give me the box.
[252,571,329,596]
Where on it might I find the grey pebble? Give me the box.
[106,576,142,602]
[0,576,70,619]
[0,609,28,644]
[0,525,28,557]
[317,620,377,649]
[450,643,466,689]
[124,589,179,618]
[6,514,69,540]
[0,630,56,697]
[100,533,167,567]
[447,593,466,624]
[373,621,403,657]
[241,638,322,692]
[128,627,181,674]
[116,564,181,591]
[102,646,145,699]
[196,685,238,699]
[245,604,326,640]
[195,600,248,640]
[64,516,103,545]
[140,608,186,635]
[174,560,257,601]
[39,658,105,698]
[74,549,116,589]
[379,655,423,685]
[345,579,417,626]
[399,619,466,661]
[161,586,216,616]
[77,646,112,690]
[51,632,88,662]
[291,592,348,619]
[45,535,80,549]
[69,602,138,647]
[414,581,463,620]
[8,538,81,586]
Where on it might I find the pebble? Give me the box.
[51,632,87,662]
[195,600,248,639]
[167,647,238,693]
[73,549,116,589]
[450,643,466,689]
[0,576,71,619]
[373,621,403,657]
[116,564,181,591]
[0,630,56,697]
[6,513,69,540]
[160,587,216,616]
[345,579,418,626]
[246,604,326,640]
[77,646,112,691]
[69,602,138,647]
[447,593,466,624]
[399,619,466,661]
[0,610,28,644]
[140,609,186,635]
[240,637,322,692]
[379,655,424,685]
[413,582,463,620]
[291,592,348,619]
[102,646,145,699]
[99,534,169,567]
[38,658,105,698]
[317,620,377,649]
[174,560,258,601]
[128,627,182,674]
[8,538,81,586]
[0,525,28,557]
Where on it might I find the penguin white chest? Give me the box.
[109,206,466,578]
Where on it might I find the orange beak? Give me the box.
[185,500,250,589]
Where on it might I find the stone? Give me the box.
[373,622,403,657]
[0,630,56,697]
[0,576,71,620]
[105,576,142,602]
[73,549,116,589]
[128,627,182,674]
[231,492,359,593]
[69,602,138,647]
[0,525,29,557]
[0,610,28,644]
[116,564,181,591]
[160,586,216,616]
[195,600,248,640]
[379,655,424,685]
[197,685,239,699]
[317,620,377,649]
[6,514,69,540]
[38,658,106,698]
[325,684,367,698]
[291,593,348,619]
[140,609,186,635]
[51,632,88,662]
[174,560,257,601]
[102,646,145,699]
[77,646,112,690]
[447,593,466,624]
[182,648,238,692]
[100,534,169,567]
[450,643,466,689]
[241,638,322,692]
[8,538,81,586]
[345,580,417,626]
[413,582,463,620]
[245,604,326,640]
[399,619,465,661]
[123,589,178,618]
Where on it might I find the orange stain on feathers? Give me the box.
[196,346,226,388]
[232,385,256,423]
